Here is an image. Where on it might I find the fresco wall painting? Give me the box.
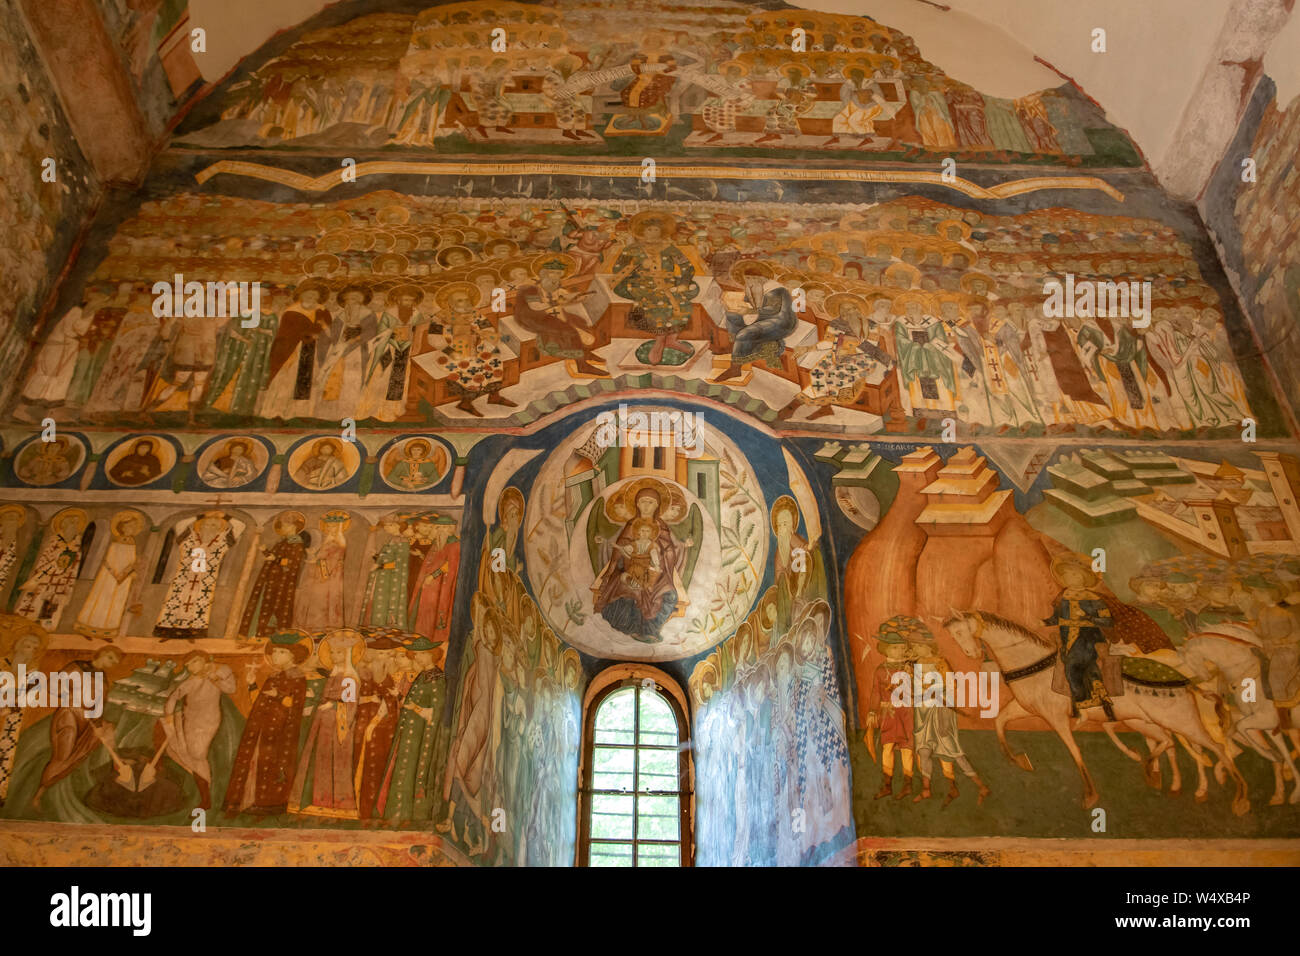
[1,0,1297,867]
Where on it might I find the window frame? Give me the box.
[577,668,694,867]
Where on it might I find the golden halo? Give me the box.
[893,290,936,312]
[302,253,341,276]
[1050,552,1099,587]
[0,616,49,659]
[497,486,525,525]
[730,259,776,282]
[769,495,799,536]
[532,252,578,277]
[273,510,307,533]
[294,279,330,301]
[436,244,475,268]
[823,292,871,318]
[371,252,410,275]
[0,504,27,525]
[434,280,481,311]
[317,628,366,670]
[50,507,90,536]
[109,509,145,539]
[606,476,688,524]
[317,210,351,231]
[628,211,677,239]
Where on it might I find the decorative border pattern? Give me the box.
[194,159,1126,202]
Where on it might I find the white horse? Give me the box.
[1180,632,1300,805]
[944,610,1250,815]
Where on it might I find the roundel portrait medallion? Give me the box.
[524,404,767,661]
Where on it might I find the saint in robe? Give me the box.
[294,513,348,631]
[0,506,26,596]
[438,614,502,851]
[770,498,823,632]
[0,628,45,805]
[290,629,363,818]
[83,306,160,414]
[513,259,606,375]
[238,511,308,637]
[359,286,423,420]
[383,439,444,491]
[65,299,125,408]
[153,513,236,640]
[352,644,404,821]
[14,510,89,630]
[200,438,262,488]
[611,213,698,364]
[408,519,460,643]
[74,511,144,639]
[223,635,310,817]
[258,283,333,419]
[719,277,797,381]
[292,438,350,490]
[360,518,411,629]
[379,643,447,824]
[893,300,957,415]
[107,438,165,486]
[205,304,280,416]
[313,286,377,421]
[20,306,91,407]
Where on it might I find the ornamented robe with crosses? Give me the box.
[154,524,236,638]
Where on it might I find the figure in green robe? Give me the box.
[361,518,411,629]
[205,303,280,416]
[378,639,447,825]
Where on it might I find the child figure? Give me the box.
[615,519,661,592]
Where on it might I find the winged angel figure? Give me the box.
[585,478,703,643]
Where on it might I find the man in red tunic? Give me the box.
[863,622,918,800]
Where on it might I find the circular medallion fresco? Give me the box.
[12,435,86,486]
[104,435,177,487]
[524,405,767,661]
[379,436,450,492]
[196,436,270,489]
[286,436,361,490]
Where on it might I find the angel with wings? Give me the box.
[587,479,702,644]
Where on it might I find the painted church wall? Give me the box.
[0,1,99,409]
[1201,75,1300,425]
[1,0,1297,866]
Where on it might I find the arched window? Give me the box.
[578,669,692,867]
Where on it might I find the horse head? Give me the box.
[941,608,981,660]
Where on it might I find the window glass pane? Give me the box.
[591,793,636,840]
[636,748,678,793]
[592,745,635,793]
[594,688,636,745]
[637,842,680,868]
[637,795,680,842]
[638,691,677,747]
[589,842,635,867]
[585,679,690,867]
